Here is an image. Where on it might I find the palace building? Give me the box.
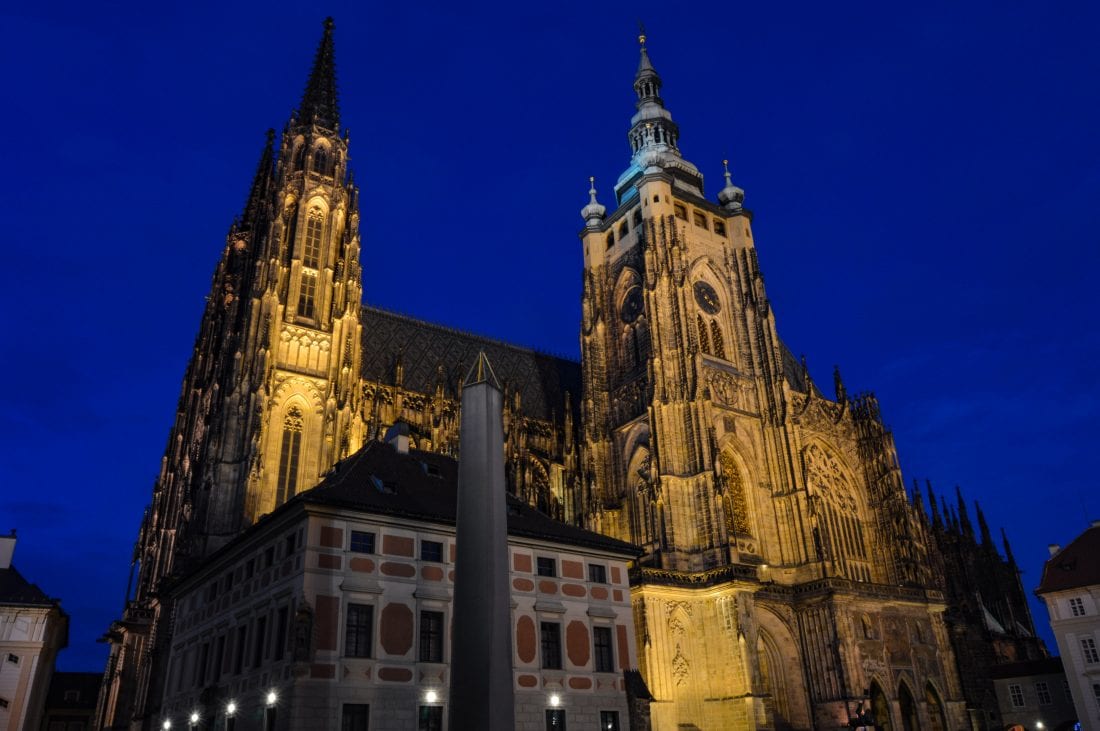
[96,18,1042,731]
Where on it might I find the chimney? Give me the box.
[383,422,409,454]
[1048,544,1061,557]
[450,353,514,729]
[0,530,15,569]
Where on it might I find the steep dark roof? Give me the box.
[299,440,639,556]
[360,306,581,422]
[0,565,55,606]
[1037,524,1100,595]
[988,656,1064,679]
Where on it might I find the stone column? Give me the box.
[450,353,515,729]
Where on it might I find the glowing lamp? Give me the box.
[549,694,561,707]
[266,690,278,706]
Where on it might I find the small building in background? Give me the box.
[0,532,69,731]
[990,656,1076,731]
[157,437,643,731]
[1036,520,1100,730]
[40,671,101,730]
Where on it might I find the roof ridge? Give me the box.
[361,304,579,365]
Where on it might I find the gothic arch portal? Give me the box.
[924,681,947,731]
[897,679,919,731]
[869,679,893,731]
[754,606,809,730]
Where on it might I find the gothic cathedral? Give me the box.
[97,20,1043,731]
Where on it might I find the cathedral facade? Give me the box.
[97,19,1040,731]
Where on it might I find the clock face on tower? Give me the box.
[621,285,644,323]
[693,281,721,314]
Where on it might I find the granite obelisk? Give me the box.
[449,352,515,729]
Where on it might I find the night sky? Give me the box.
[2,1,1097,672]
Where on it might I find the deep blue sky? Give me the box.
[1,1,1097,671]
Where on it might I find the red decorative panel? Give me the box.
[349,557,375,573]
[516,615,537,663]
[616,625,630,670]
[380,602,414,656]
[315,595,340,651]
[538,580,558,595]
[513,578,535,592]
[562,583,586,598]
[382,535,414,557]
[568,677,592,689]
[611,566,622,585]
[317,554,341,569]
[613,590,623,602]
[421,565,444,581]
[517,674,539,688]
[513,553,532,573]
[310,663,335,679]
[562,560,584,579]
[319,526,343,548]
[591,587,609,601]
[380,561,416,578]
[378,667,413,682]
[566,620,590,667]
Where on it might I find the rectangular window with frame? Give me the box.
[673,203,687,221]
[1082,637,1100,664]
[714,220,726,236]
[273,606,289,661]
[1093,683,1100,706]
[692,210,708,229]
[253,616,267,667]
[5,653,17,665]
[197,642,210,687]
[599,711,620,731]
[212,634,226,681]
[1070,597,1086,616]
[541,621,562,669]
[420,610,444,663]
[298,271,317,319]
[350,530,375,554]
[536,557,556,577]
[593,626,614,672]
[1008,684,1024,707]
[234,625,247,674]
[418,706,443,731]
[545,709,566,730]
[588,564,607,584]
[420,540,443,563]
[345,603,374,658]
[1035,681,1052,705]
[341,703,370,731]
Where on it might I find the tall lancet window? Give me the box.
[697,315,710,355]
[303,208,323,268]
[276,406,304,507]
[297,272,317,319]
[710,321,726,360]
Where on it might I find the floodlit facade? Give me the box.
[1037,521,1100,731]
[98,17,1043,731]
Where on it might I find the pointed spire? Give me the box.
[911,479,925,513]
[718,159,745,211]
[833,364,848,404]
[581,176,607,228]
[240,129,275,227]
[1001,527,1018,568]
[927,480,943,530]
[465,352,501,390]
[297,17,340,130]
[955,486,973,536]
[799,355,815,394]
[975,501,993,547]
[941,495,955,531]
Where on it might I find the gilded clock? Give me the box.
[693,281,721,314]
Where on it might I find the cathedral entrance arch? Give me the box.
[869,680,892,731]
[925,682,947,731]
[897,681,919,731]
[754,606,809,730]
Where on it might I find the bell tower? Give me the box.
[243,17,364,523]
[579,31,801,572]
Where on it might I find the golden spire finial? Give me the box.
[638,20,647,47]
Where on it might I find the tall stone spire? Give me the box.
[1001,527,1018,568]
[955,486,973,536]
[450,352,514,730]
[616,28,702,202]
[927,480,943,530]
[239,129,275,230]
[297,17,340,130]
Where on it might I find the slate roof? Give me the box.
[1037,524,1100,595]
[988,656,1064,680]
[299,440,639,556]
[0,565,55,606]
[360,306,581,422]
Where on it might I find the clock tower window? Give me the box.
[697,314,710,355]
[710,321,726,360]
[297,271,317,319]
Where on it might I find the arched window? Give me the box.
[719,451,751,536]
[293,144,305,171]
[297,271,317,319]
[275,407,304,507]
[710,320,726,360]
[312,147,329,175]
[925,683,947,731]
[697,314,710,355]
[303,208,323,268]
